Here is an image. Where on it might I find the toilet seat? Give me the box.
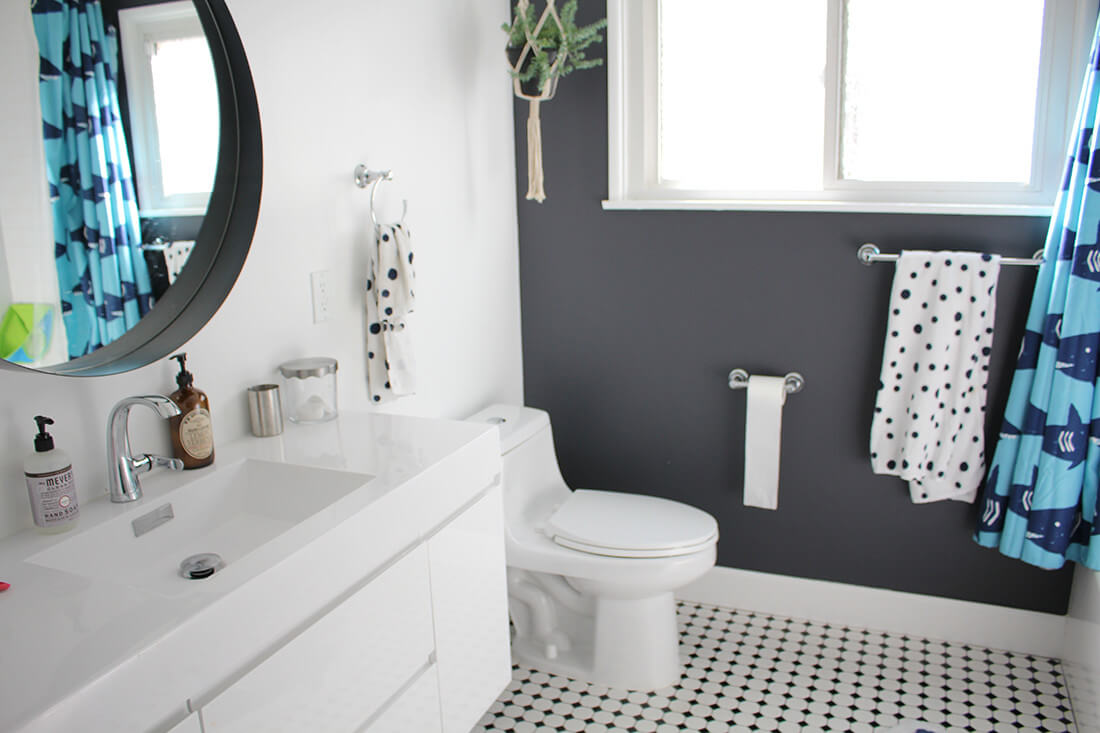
[545,490,718,559]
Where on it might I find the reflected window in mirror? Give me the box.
[118,2,218,217]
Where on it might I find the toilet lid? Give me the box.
[545,490,718,559]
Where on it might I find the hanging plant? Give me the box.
[503,0,606,202]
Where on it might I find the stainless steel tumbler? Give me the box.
[247,384,284,437]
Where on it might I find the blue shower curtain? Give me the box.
[974,16,1100,571]
[32,0,153,359]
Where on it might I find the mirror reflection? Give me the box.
[0,0,218,368]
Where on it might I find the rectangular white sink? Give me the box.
[26,459,372,594]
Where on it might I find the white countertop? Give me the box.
[0,411,498,733]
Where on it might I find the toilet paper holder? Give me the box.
[728,369,805,395]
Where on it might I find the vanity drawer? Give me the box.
[200,545,435,733]
[428,486,511,732]
[166,712,202,733]
[364,663,442,733]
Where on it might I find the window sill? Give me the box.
[138,207,209,219]
[600,199,1054,217]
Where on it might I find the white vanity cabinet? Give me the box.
[166,713,203,733]
[199,486,509,733]
[427,486,513,733]
[365,664,443,733]
[0,414,509,733]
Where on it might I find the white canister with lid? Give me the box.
[278,357,338,423]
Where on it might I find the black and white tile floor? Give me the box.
[474,601,1076,733]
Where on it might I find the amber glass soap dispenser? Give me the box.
[169,352,214,469]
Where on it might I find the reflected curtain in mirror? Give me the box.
[32,0,153,359]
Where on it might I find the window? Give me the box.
[606,0,1099,215]
[118,1,218,217]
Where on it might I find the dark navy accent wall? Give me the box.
[513,1,1074,614]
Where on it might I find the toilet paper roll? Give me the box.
[744,375,787,510]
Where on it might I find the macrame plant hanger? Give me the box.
[508,0,566,202]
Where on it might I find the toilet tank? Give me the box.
[466,404,572,538]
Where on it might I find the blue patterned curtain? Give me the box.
[32,0,153,359]
[974,16,1100,571]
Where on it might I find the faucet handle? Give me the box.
[146,454,185,472]
[131,454,185,476]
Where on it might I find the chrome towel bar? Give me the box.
[857,243,1043,267]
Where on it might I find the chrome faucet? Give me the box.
[107,395,185,503]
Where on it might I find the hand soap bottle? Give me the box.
[25,415,79,533]
[168,352,214,469]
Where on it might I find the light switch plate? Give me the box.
[310,270,330,323]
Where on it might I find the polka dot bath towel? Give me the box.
[365,222,417,403]
[870,251,1001,503]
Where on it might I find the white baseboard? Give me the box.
[676,566,1066,659]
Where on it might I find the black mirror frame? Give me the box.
[1,0,262,377]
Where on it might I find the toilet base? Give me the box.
[510,588,682,691]
[593,592,680,690]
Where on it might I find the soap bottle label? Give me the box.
[26,466,79,527]
[179,408,214,460]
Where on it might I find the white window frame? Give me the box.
[605,0,1099,216]
[118,1,213,218]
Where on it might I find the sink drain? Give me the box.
[179,553,225,580]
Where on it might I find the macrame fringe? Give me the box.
[526,99,545,203]
[508,0,562,203]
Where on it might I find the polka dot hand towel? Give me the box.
[871,251,1001,503]
[365,223,417,403]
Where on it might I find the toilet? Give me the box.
[468,404,718,691]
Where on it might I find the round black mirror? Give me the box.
[0,0,261,377]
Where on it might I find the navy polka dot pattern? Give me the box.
[365,222,417,403]
[162,241,195,284]
[871,252,1002,504]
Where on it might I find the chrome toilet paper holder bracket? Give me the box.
[728,369,805,395]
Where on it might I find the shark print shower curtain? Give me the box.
[974,16,1100,571]
[32,0,153,358]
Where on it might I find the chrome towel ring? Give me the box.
[354,163,407,228]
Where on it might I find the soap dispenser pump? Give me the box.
[168,353,214,469]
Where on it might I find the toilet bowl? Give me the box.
[468,404,718,691]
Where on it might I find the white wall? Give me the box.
[0,0,67,366]
[0,0,523,539]
[1064,565,1100,732]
